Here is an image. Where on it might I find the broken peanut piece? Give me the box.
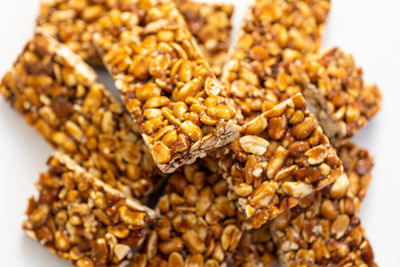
[270,140,376,266]
[93,1,240,173]
[23,152,155,267]
[204,93,343,229]
[0,33,164,201]
[37,0,233,74]
[131,163,243,266]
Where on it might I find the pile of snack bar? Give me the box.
[0,0,381,266]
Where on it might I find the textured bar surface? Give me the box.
[270,141,376,266]
[204,93,343,229]
[222,0,331,122]
[23,152,155,267]
[221,0,381,141]
[302,48,382,140]
[230,141,375,267]
[93,2,240,173]
[230,223,277,266]
[131,163,243,266]
[0,34,162,201]
[37,0,234,74]
[176,0,234,76]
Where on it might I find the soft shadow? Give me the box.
[20,234,70,267]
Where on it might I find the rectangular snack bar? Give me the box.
[0,33,162,201]
[93,1,241,173]
[270,140,376,266]
[23,152,156,267]
[301,48,382,141]
[37,0,234,74]
[203,93,343,229]
[229,141,375,267]
[221,0,382,141]
[221,0,331,121]
[131,162,243,266]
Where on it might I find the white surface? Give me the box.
[0,0,399,266]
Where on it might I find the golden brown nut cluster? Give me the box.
[93,2,240,173]
[204,94,343,229]
[37,0,145,66]
[0,34,162,201]
[270,141,376,266]
[222,0,331,121]
[176,0,234,76]
[23,152,156,267]
[0,0,381,266]
[131,163,243,266]
[37,0,233,71]
[302,48,382,140]
[230,141,375,267]
[230,223,277,267]
[221,0,381,143]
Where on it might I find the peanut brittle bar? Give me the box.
[221,0,382,141]
[0,33,162,201]
[37,0,234,74]
[131,163,243,266]
[222,0,331,121]
[93,2,240,173]
[270,141,376,266]
[230,141,375,267]
[203,93,343,229]
[23,152,156,267]
[301,48,382,140]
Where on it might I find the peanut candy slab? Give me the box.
[302,48,382,140]
[131,163,243,266]
[176,0,234,76]
[0,33,163,201]
[221,0,381,140]
[204,93,343,229]
[222,0,330,122]
[270,141,376,266]
[23,152,156,267]
[36,0,134,66]
[230,141,374,267]
[93,2,240,173]
[37,0,234,73]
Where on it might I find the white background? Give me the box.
[0,0,399,266]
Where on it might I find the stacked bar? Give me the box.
[301,48,382,140]
[259,47,383,141]
[230,141,375,267]
[222,0,381,142]
[131,163,243,266]
[0,0,381,266]
[0,33,162,201]
[270,141,376,266]
[23,152,155,266]
[203,93,343,229]
[222,0,331,121]
[93,1,240,173]
[37,0,234,73]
